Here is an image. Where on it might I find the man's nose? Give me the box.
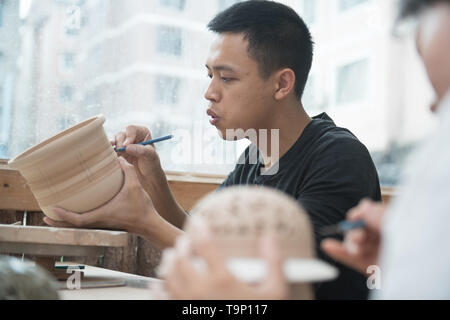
[204,80,220,103]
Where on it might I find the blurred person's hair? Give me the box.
[207,0,314,101]
[399,0,450,19]
[0,256,59,300]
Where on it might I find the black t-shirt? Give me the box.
[219,113,381,300]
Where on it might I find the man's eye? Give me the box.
[221,77,233,83]
[207,74,213,79]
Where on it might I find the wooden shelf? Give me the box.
[0,225,129,257]
[0,225,128,247]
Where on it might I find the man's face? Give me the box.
[205,33,276,140]
[416,3,450,112]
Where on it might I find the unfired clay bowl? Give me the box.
[8,115,124,221]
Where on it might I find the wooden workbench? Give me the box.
[0,224,128,256]
[0,158,225,277]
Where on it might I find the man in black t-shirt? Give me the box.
[220,112,381,299]
[46,1,381,300]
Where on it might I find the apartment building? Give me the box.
[301,0,434,154]
[5,0,435,182]
[10,0,250,173]
[0,0,21,158]
[296,0,435,184]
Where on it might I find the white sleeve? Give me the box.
[372,96,450,300]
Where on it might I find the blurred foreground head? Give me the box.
[179,186,337,300]
[0,256,59,300]
[399,0,450,111]
[185,186,315,259]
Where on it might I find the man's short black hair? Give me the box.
[207,0,314,101]
[399,0,450,19]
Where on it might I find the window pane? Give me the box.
[0,0,437,185]
[0,0,20,159]
[302,75,316,111]
[157,26,182,56]
[336,59,369,104]
[61,52,75,70]
[159,0,186,11]
[0,1,3,27]
[155,75,180,105]
[60,85,74,103]
[339,0,369,11]
[64,5,82,36]
[0,84,4,140]
[302,0,316,25]
[219,0,242,11]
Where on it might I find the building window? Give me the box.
[155,76,180,105]
[0,81,9,158]
[336,59,369,105]
[339,0,369,11]
[0,85,4,124]
[0,53,4,123]
[60,52,75,70]
[60,85,74,103]
[2,0,434,181]
[302,0,316,25]
[157,26,182,56]
[159,0,186,11]
[58,115,76,131]
[0,1,3,28]
[64,26,80,36]
[83,90,102,117]
[219,0,242,11]
[303,75,316,111]
[64,4,82,36]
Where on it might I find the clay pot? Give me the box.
[8,115,124,221]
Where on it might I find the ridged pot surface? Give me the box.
[8,115,124,221]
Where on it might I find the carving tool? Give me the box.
[319,220,366,237]
[115,135,173,153]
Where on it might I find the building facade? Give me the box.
[0,0,21,157]
[3,0,435,184]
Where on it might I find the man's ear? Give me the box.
[274,68,296,101]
